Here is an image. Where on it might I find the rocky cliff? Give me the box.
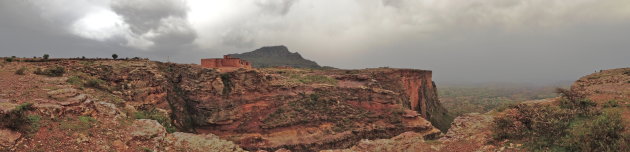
[0,59,449,151]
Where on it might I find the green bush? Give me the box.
[134,109,177,133]
[25,115,41,134]
[85,78,106,89]
[5,57,13,62]
[43,54,49,60]
[493,104,573,146]
[493,101,629,151]
[67,76,83,86]
[15,67,27,75]
[562,110,626,151]
[34,66,65,77]
[603,100,620,108]
[0,103,36,133]
[299,75,337,85]
[556,88,597,116]
[60,116,96,131]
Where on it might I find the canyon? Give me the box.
[0,59,450,151]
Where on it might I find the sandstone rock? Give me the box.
[439,113,494,143]
[33,103,63,118]
[59,94,87,106]
[112,140,126,150]
[0,102,17,114]
[72,60,450,151]
[47,88,79,99]
[75,133,89,143]
[274,148,291,152]
[0,129,21,149]
[131,119,166,140]
[164,132,245,152]
[402,109,419,118]
[94,101,126,118]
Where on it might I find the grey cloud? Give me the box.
[1,0,630,84]
[111,0,197,49]
[381,0,404,8]
[221,29,256,49]
[111,0,188,34]
[255,0,298,15]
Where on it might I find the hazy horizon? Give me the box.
[1,0,629,84]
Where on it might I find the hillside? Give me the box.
[228,46,322,69]
[327,68,630,151]
[0,58,449,151]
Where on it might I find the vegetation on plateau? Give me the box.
[492,88,630,151]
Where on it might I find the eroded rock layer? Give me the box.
[63,60,449,151]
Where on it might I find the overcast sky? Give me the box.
[1,0,629,84]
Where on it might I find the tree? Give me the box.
[112,54,118,60]
[43,54,49,60]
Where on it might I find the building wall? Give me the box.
[201,56,252,69]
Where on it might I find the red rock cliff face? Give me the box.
[371,69,451,131]
[75,62,449,151]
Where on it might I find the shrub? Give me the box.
[43,54,49,60]
[85,78,106,89]
[0,103,35,132]
[299,75,338,85]
[60,116,96,131]
[15,67,27,75]
[562,110,626,151]
[556,88,597,116]
[134,109,177,133]
[25,115,41,134]
[112,54,118,60]
[34,66,65,77]
[5,57,13,62]
[493,104,573,146]
[494,102,629,151]
[603,100,620,108]
[67,76,83,86]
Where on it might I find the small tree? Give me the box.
[112,54,118,60]
[43,54,49,60]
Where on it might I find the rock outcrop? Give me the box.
[55,60,451,151]
[165,132,245,152]
[325,113,495,152]
[572,68,630,103]
[0,129,21,150]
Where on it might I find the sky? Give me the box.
[0,0,629,84]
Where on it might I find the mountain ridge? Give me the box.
[227,46,323,69]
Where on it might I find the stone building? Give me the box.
[201,55,252,71]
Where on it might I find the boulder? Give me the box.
[94,101,126,118]
[130,119,166,140]
[164,132,245,152]
[0,129,21,149]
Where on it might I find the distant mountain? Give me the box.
[228,46,322,68]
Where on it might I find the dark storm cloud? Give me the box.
[111,0,197,49]
[111,0,188,34]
